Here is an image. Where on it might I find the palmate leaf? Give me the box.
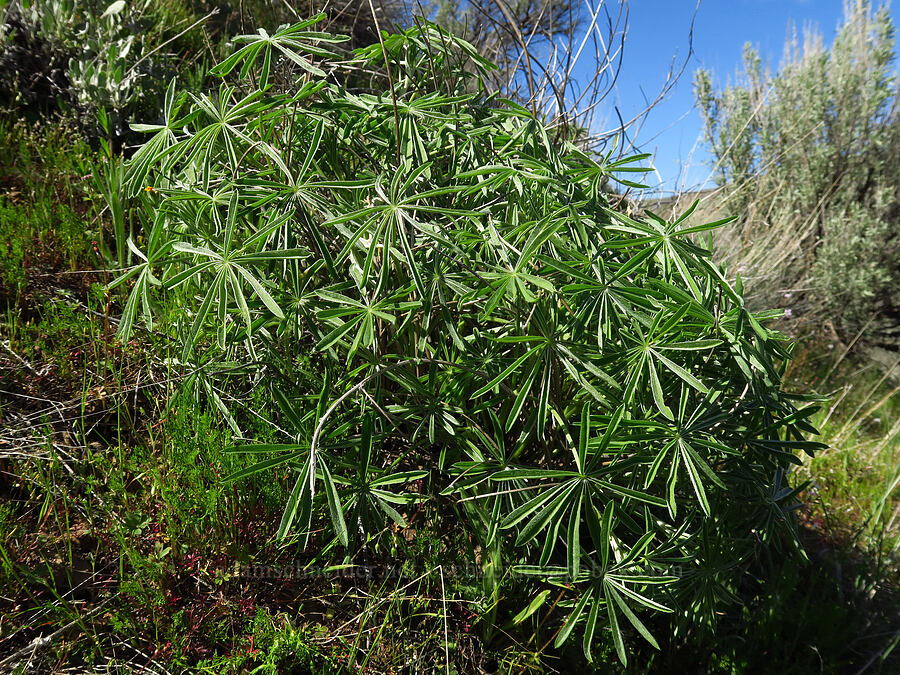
[211,16,349,88]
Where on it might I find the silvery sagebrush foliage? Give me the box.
[0,0,201,143]
[112,14,823,665]
[695,0,900,342]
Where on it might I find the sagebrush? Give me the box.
[694,0,900,343]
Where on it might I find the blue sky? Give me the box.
[582,0,899,195]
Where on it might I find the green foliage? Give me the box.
[694,0,900,342]
[241,614,336,674]
[0,120,97,298]
[115,14,822,665]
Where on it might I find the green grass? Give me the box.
[787,333,900,559]
[0,121,97,298]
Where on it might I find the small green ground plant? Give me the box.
[112,14,826,665]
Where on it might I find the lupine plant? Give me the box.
[114,14,823,665]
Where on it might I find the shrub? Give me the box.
[115,14,822,665]
[0,1,73,112]
[694,0,900,343]
[0,0,206,145]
